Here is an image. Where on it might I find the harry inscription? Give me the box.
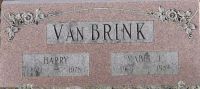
[112,52,178,75]
[47,21,154,44]
[22,53,89,77]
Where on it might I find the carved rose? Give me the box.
[177,10,192,24]
[166,9,178,22]
[177,11,188,23]
[6,9,48,40]
[6,26,19,41]
[22,12,34,24]
[15,13,24,25]
[150,6,196,38]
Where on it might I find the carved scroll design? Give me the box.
[3,6,198,41]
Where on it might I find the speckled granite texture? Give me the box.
[0,0,199,87]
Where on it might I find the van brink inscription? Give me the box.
[112,52,178,75]
[22,53,89,77]
[47,21,154,44]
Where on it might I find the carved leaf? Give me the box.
[159,6,165,13]
[186,28,192,34]
[185,11,192,17]
[6,26,19,41]
[189,23,196,30]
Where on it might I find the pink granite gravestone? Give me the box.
[0,0,199,88]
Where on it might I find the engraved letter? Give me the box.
[92,24,100,40]
[104,24,112,40]
[44,57,49,64]
[137,23,145,40]
[122,23,132,40]
[53,24,63,40]
[66,28,75,41]
[76,27,84,41]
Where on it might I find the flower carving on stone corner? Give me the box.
[148,6,197,39]
[5,26,19,41]
[6,8,46,41]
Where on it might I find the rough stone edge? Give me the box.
[1,81,200,89]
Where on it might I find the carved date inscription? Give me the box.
[22,53,89,77]
[111,52,178,75]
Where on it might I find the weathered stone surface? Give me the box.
[1,81,200,89]
[2,0,178,4]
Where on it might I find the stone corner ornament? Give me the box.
[3,6,198,41]
[147,6,197,39]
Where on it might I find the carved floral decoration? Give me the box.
[6,8,46,41]
[148,6,197,39]
[17,84,33,89]
[5,6,197,41]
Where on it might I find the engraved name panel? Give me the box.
[112,52,178,75]
[22,53,89,77]
[47,21,154,44]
